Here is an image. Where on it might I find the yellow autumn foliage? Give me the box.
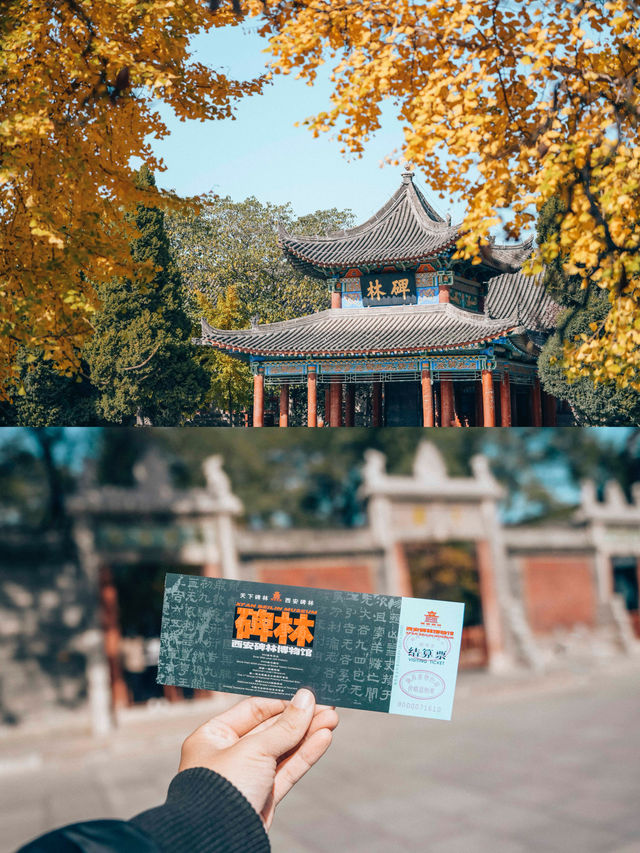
[0,0,263,396]
[245,0,640,389]
[5,0,639,394]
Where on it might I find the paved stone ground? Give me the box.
[1,660,639,853]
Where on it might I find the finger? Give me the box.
[260,787,276,830]
[309,707,339,733]
[249,704,338,740]
[276,708,339,766]
[272,728,333,807]
[251,688,316,758]
[262,719,335,830]
[198,696,286,745]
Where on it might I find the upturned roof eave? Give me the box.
[198,312,529,359]
[277,178,451,247]
[277,174,534,275]
[197,334,519,358]
[280,234,461,276]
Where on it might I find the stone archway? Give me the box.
[361,441,524,672]
[68,448,243,732]
[402,540,489,668]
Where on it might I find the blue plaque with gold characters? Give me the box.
[361,271,417,307]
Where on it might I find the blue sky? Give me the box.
[151,21,466,224]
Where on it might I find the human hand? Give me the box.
[179,690,338,828]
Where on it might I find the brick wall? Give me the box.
[522,554,596,633]
[255,560,376,593]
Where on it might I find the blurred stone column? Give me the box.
[71,521,114,737]
[203,456,242,581]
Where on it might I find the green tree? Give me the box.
[537,199,640,426]
[85,168,209,425]
[166,195,354,324]
[98,427,639,530]
[192,286,253,424]
[10,351,99,427]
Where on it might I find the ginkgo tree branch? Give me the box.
[119,344,161,372]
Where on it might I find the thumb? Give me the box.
[252,689,316,758]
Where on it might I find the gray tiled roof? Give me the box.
[484,239,535,269]
[279,173,532,278]
[487,271,560,332]
[198,304,523,357]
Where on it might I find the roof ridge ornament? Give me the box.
[401,171,414,184]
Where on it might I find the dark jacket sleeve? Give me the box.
[16,768,270,853]
[131,767,270,853]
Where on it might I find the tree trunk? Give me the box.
[30,428,65,528]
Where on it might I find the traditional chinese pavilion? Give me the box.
[197,173,560,427]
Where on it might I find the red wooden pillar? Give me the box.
[253,371,264,427]
[324,388,331,426]
[439,285,451,303]
[372,382,382,426]
[421,369,434,427]
[500,372,512,427]
[440,379,454,428]
[481,369,496,426]
[331,278,342,309]
[543,391,557,426]
[474,381,483,427]
[531,377,543,426]
[279,384,289,427]
[344,385,355,427]
[99,566,129,709]
[329,382,343,427]
[307,368,317,427]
